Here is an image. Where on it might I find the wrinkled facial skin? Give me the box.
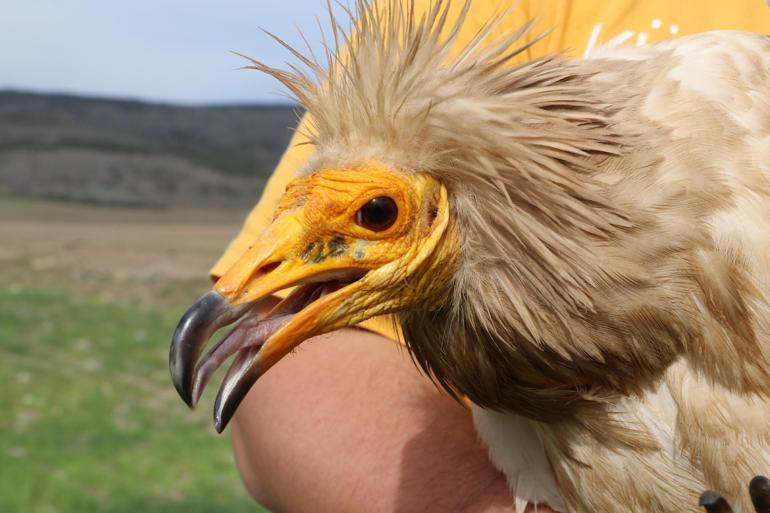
[169,162,459,432]
[217,165,443,307]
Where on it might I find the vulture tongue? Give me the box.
[188,280,348,407]
[190,314,292,406]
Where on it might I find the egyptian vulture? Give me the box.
[169,1,770,512]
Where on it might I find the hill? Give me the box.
[0,90,299,209]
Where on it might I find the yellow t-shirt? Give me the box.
[211,0,770,340]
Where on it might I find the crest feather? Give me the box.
[243,1,662,427]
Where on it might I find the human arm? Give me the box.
[230,326,551,513]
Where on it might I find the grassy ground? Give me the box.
[0,199,268,513]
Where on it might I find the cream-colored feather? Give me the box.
[243,2,770,512]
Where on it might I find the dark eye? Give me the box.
[356,196,398,231]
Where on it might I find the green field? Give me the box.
[0,285,267,513]
[0,200,267,513]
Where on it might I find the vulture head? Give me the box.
[170,0,657,433]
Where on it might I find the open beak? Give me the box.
[169,211,370,432]
[169,175,452,433]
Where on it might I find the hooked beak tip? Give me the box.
[212,345,263,434]
[169,290,236,409]
[213,402,229,434]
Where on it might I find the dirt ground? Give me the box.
[0,197,268,512]
[0,198,252,305]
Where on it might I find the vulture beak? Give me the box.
[170,171,453,432]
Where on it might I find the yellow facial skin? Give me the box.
[214,163,458,374]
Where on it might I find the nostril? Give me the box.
[252,261,281,282]
[239,261,282,297]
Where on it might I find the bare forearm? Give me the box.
[230,328,519,513]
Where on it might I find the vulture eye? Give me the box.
[356,196,398,231]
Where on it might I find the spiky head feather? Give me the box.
[238,0,667,419]
[240,1,770,429]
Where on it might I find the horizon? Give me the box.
[0,86,299,108]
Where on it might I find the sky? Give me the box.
[0,0,348,104]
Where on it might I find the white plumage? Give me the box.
[470,32,770,513]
